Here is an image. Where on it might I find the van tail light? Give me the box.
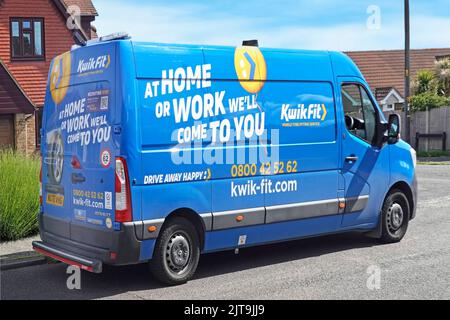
[71,155,82,169]
[115,157,132,222]
[39,160,43,205]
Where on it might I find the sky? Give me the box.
[93,0,450,51]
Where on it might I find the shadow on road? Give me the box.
[2,232,382,300]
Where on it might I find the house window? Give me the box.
[10,18,45,60]
[383,104,395,111]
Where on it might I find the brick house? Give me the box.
[0,0,98,154]
[347,48,450,112]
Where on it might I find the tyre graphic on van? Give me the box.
[46,129,64,185]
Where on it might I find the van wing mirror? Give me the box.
[387,113,401,143]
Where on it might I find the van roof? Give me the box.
[81,36,334,55]
[75,37,365,81]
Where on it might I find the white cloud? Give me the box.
[93,2,450,51]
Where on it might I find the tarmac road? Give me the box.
[1,164,449,300]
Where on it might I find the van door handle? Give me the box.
[71,173,86,184]
[345,155,358,163]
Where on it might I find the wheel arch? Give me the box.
[386,181,414,220]
[163,208,206,250]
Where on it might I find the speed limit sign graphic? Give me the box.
[100,149,111,168]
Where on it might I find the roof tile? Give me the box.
[346,48,450,99]
[60,0,97,16]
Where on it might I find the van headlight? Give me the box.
[410,148,417,168]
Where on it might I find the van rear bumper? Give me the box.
[35,214,142,270]
[33,241,103,273]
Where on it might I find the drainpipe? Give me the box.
[404,0,411,144]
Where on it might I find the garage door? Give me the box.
[0,114,14,149]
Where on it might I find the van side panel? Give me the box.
[132,43,345,254]
[204,215,341,252]
[133,44,212,226]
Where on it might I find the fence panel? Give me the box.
[384,106,450,151]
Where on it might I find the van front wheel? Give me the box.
[380,190,410,243]
[149,217,200,285]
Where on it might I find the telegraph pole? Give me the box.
[404,0,411,143]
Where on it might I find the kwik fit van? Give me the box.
[34,33,417,285]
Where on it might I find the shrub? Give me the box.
[435,58,450,96]
[410,92,450,112]
[0,150,40,241]
[412,70,436,95]
[411,62,450,111]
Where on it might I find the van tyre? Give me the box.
[150,217,200,285]
[380,190,409,243]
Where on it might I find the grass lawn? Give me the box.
[417,161,450,165]
[0,150,40,241]
[417,150,450,157]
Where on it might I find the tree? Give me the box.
[410,59,450,112]
[434,58,450,97]
[412,70,436,95]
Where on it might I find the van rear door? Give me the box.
[42,43,117,243]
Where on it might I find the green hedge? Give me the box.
[417,150,450,158]
[410,92,450,112]
[0,150,40,241]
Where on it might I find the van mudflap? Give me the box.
[33,241,102,273]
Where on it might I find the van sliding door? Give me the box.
[263,81,341,233]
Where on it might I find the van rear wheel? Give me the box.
[380,190,410,243]
[149,217,200,285]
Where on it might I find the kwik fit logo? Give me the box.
[77,54,110,75]
[281,103,327,123]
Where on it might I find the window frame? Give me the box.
[10,17,45,61]
[341,82,381,146]
[383,103,395,111]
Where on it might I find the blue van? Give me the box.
[33,34,417,285]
